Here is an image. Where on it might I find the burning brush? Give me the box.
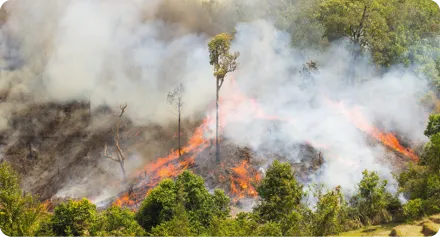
[104,79,419,211]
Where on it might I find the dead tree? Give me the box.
[103,104,128,181]
[167,84,184,159]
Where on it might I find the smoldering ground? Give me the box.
[0,0,433,203]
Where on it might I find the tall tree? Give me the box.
[167,84,185,159]
[316,0,440,83]
[316,0,393,84]
[103,104,128,181]
[208,33,240,163]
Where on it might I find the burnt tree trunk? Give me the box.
[178,97,181,159]
[216,77,220,163]
[119,160,126,181]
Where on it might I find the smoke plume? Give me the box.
[0,0,433,202]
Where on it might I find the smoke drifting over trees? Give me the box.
[0,0,437,203]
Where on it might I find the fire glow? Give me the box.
[112,79,418,209]
[325,99,419,162]
[230,160,261,199]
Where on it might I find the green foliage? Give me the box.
[207,212,283,236]
[403,199,424,221]
[136,170,230,234]
[316,0,393,64]
[135,178,177,232]
[0,162,44,236]
[424,114,440,138]
[254,221,283,236]
[208,33,240,80]
[255,160,304,224]
[312,186,348,236]
[149,204,195,236]
[207,213,258,236]
[282,205,314,236]
[398,164,429,200]
[275,0,328,49]
[95,205,146,236]
[350,170,392,225]
[51,198,98,236]
[35,213,56,236]
[398,159,440,216]
[398,115,440,217]
[315,0,440,73]
[420,133,440,171]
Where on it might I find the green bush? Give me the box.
[311,186,348,236]
[424,114,440,138]
[136,170,230,234]
[95,205,146,236]
[51,198,98,236]
[0,162,44,236]
[350,170,393,225]
[403,199,424,221]
[255,161,304,224]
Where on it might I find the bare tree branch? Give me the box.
[102,104,128,180]
[103,144,119,162]
[167,84,185,159]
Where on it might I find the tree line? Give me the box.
[101,0,440,182]
[0,112,439,236]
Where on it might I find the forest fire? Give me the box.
[112,123,208,208]
[230,160,261,200]
[325,99,419,162]
[111,81,418,209]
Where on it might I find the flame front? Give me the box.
[230,160,261,199]
[112,80,418,209]
[325,99,419,162]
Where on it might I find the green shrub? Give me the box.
[136,171,230,234]
[51,198,98,236]
[350,170,393,225]
[0,162,44,236]
[95,205,146,236]
[403,198,424,221]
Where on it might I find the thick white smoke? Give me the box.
[0,0,432,200]
[222,20,430,194]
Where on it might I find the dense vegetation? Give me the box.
[0,0,439,236]
[0,125,439,236]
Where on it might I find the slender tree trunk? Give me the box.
[178,97,181,159]
[216,77,220,163]
[119,160,126,182]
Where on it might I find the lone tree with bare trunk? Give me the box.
[103,104,128,181]
[167,83,184,159]
[208,33,240,163]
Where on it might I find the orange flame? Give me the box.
[229,160,261,200]
[113,116,210,208]
[112,79,418,209]
[325,99,419,162]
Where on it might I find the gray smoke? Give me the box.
[0,0,433,201]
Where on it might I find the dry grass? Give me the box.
[422,221,440,236]
[339,213,440,237]
[430,214,440,224]
[390,225,423,236]
[337,224,394,236]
